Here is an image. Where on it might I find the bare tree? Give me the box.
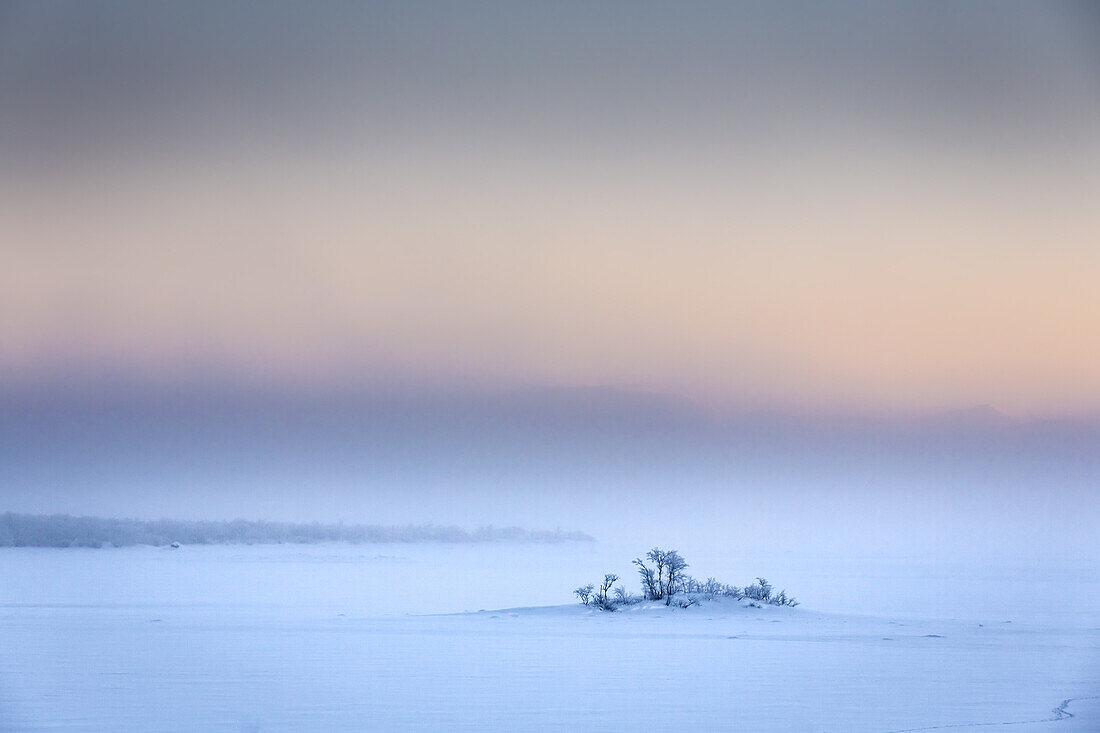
[633,557,659,600]
[647,547,667,599]
[574,584,594,606]
[598,573,618,601]
[589,573,620,610]
[633,548,689,602]
[662,550,689,605]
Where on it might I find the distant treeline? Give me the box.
[0,513,593,548]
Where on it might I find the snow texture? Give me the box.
[0,542,1097,732]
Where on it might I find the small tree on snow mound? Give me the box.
[633,547,689,604]
[577,549,798,609]
[598,574,618,601]
[592,573,619,611]
[661,550,689,605]
[634,556,659,600]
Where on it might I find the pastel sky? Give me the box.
[3,1,1099,415]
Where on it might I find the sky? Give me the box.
[2,1,1099,416]
[1,2,1100,554]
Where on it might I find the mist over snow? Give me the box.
[3,380,1098,561]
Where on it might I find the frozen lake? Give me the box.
[1,542,1098,732]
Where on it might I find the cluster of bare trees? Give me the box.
[679,575,797,606]
[633,547,690,605]
[574,573,621,610]
[575,547,798,611]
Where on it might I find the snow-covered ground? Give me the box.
[1,542,1097,732]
